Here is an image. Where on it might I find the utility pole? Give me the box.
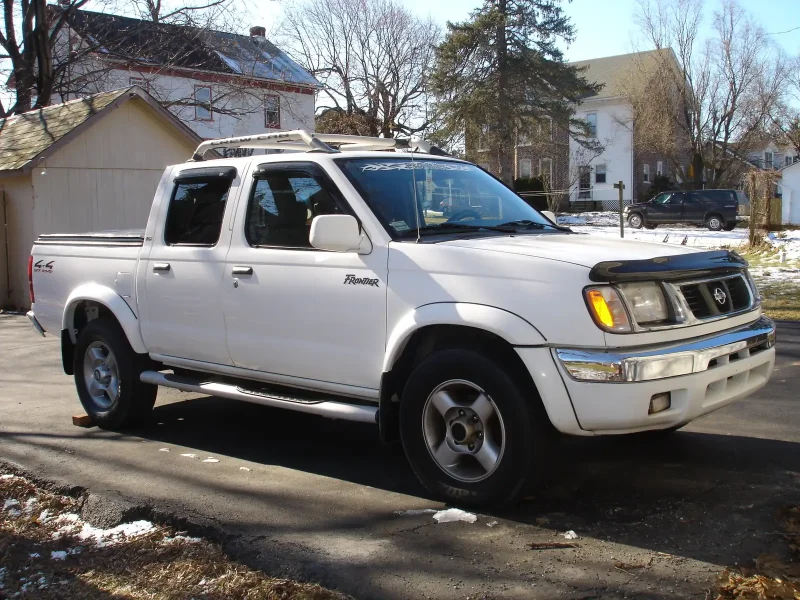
[614,181,625,238]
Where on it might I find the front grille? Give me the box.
[679,274,752,320]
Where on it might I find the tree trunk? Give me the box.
[32,0,54,109]
[495,0,513,185]
[691,153,703,190]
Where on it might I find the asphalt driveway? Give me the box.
[1,314,798,599]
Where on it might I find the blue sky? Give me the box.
[258,0,800,62]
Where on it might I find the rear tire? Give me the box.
[399,349,551,507]
[706,214,724,231]
[74,319,157,429]
[627,213,644,229]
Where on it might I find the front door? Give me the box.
[647,192,684,223]
[140,166,239,365]
[223,162,387,392]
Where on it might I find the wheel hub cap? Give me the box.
[422,379,506,483]
[83,341,120,410]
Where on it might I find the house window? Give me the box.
[194,86,212,121]
[657,161,663,176]
[595,164,606,184]
[518,129,531,147]
[764,151,773,168]
[519,159,532,179]
[540,117,553,141]
[643,164,650,183]
[786,155,793,167]
[539,158,552,184]
[129,76,149,92]
[264,95,280,129]
[586,113,597,138]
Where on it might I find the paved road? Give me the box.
[1,314,798,599]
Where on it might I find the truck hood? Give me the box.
[442,232,697,269]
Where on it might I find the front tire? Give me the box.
[74,319,157,429]
[399,349,550,507]
[627,213,644,229]
[706,214,724,231]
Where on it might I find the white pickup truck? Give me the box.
[27,130,776,506]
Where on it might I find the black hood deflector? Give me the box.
[589,250,748,283]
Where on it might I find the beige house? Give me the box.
[0,87,202,310]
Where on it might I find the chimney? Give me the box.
[250,26,266,38]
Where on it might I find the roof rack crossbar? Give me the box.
[190,129,436,160]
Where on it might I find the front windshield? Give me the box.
[335,157,555,238]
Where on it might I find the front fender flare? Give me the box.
[62,283,146,354]
[382,302,546,373]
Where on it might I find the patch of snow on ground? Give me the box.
[162,534,202,545]
[0,474,19,480]
[53,515,156,548]
[433,508,478,524]
[50,550,67,561]
[395,508,437,516]
[563,530,579,540]
[3,498,19,510]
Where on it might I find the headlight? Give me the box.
[584,287,632,332]
[618,282,668,325]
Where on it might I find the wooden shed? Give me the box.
[0,87,202,309]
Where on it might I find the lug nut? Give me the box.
[477,432,483,439]
[458,409,465,417]
[471,415,479,422]
[468,444,475,451]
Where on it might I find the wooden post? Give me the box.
[614,181,625,238]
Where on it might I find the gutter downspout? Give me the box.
[2,187,10,306]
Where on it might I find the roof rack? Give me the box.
[191,129,446,161]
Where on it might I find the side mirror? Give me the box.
[541,210,556,223]
[310,214,372,254]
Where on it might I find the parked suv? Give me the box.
[625,190,746,231]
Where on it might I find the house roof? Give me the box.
[572,49,675,100]
[0,87,202,175]
[62,9,320,89]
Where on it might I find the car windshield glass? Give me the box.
[335,157,556,238]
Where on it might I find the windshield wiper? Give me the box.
[497,219,571,232]
[425,222,518,233]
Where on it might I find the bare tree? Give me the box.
[627,0,788,189]
[280,0,440,137]
[770,56,800,156]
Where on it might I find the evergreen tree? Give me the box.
[431,0,600,184]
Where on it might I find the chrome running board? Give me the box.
[140,371,378,424]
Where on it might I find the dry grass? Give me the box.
[0,472,349,600]
[713,506,800,600]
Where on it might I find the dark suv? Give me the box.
[625,190,747,231]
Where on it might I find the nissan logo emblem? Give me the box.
[713,287,727,305]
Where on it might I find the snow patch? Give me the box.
[53,515,156,548]
[202,457,219,463]
[50,551,67,560]
[1,474,19,480]
[395,508,437,516]
[29,552,40,558]
[162,534,202,545]
[433,508,478,524]
[180,453,197,458]
[159,448,170,452]
[3,498,20,510]
[239,467,251,472]
[563,530,579,540]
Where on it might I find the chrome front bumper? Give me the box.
[556,316,776,383]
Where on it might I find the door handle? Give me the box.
[152,263,171,272]
[232,266,253,275]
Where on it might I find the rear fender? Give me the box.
[62,283,146,354]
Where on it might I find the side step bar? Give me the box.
[140,371,378,424]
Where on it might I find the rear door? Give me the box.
[222,161,387,392]
[139,166,240,365]
[681,192,705,223]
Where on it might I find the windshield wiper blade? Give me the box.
[496,219,547,229]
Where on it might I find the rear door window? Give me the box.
[164,170,235,246]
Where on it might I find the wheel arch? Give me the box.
[378,304,548,443]
[62,284,146,357]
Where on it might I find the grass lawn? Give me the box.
[738,247,800,321]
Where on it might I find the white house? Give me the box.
[54,9,320,140]
[567,50,674,208]
[746,139,799,171]
[778,161,800,225]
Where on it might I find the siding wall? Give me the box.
[0,176,34,310]
[1,98,197,310]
